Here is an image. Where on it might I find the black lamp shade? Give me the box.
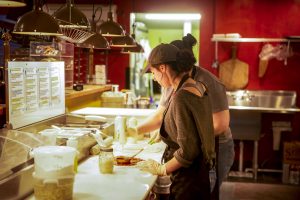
[122,43,144,54]
[13,9,61,36]
[77,33,110,49]
[110,34,137,47]
[53,3,90,28]
[0,0,26,7]
[98,12,125,37]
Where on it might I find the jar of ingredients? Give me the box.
[99,147,114,174]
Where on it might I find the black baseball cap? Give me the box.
[141,43,179,75]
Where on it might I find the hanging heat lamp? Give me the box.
[110,34,137,47]
[77,33,109,49]
[0,0,26,7]
[98,0,125,37]
[121,23,144,53]
[52,0,92,43]
[52,0,90,29]
[77,4,109,49]
[122,43,144,54]
[13,0,61,36]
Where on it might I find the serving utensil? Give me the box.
[127,138,156,160]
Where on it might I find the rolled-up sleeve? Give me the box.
[171,93,201,168]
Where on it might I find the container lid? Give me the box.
[33,146,76,156]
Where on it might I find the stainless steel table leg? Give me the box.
[239,140,244,172]
[253,141,258,180]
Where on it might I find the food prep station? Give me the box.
[2,87,300,199]
[0,60,160,200]
[0,110,165,200]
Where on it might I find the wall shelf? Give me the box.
[210,36,300,69]
[211,37,300,43]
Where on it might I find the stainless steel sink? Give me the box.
[226,90,297,108]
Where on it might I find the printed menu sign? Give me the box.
[50,65,61,105]
[9,67,25,115]
[38,66,50,107]
[25,67,38,112]
[8,61,65,129]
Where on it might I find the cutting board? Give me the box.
[258,59,269,78]
[219,46,249,90]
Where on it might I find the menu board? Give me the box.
[8,61,65,129]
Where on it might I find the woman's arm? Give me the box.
[137,105,165,134]
[213,110,230,135]
[165,157,183,174]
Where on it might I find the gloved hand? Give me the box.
[136,159,167,176]
[149,130,161,144]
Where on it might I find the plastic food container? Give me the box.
[136,97,150,109]
[32,146,76,179]
[101,92,125,108]
[33,173,74,200]
[39,129,58,145]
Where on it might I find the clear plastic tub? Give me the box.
[32,146,76,179]
[33,173,74,200]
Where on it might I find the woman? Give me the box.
[137,43,215,199]
[138,34,234,191]
[170,34,234,189]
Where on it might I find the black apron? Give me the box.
[160,74,211,200]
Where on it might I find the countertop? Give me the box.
[65,85,112,100]
[71,107,157,117]
[26,141,166,200]
[229,105,300,113]
[72,106,300,117]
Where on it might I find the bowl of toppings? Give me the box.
[114,156,143,166]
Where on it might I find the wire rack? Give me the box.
[56,19,93,44]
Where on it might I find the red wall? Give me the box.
[214,0,300,95]
[212,0,300,166]
[112,0,300,99]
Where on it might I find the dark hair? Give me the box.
[182,33,197,49]
[165,49,196,74]
[170,33,197,54]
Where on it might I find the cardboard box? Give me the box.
[283,142,300,165]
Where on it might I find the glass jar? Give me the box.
[99,147,114,174]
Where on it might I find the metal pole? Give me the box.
[239,140,244,172]
[253,141,258,180]
[2,32,12,129]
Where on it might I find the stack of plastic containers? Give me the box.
[31,146,76,200]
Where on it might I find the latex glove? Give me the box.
[149,130,161,144]
[136,159,167,176]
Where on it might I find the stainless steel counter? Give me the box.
[229,105,300,113]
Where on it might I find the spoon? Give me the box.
[127,140,154,160]
[128,148,144,160]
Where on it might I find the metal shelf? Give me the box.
[211,37,300,43]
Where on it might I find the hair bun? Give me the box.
[182,33,197,47]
